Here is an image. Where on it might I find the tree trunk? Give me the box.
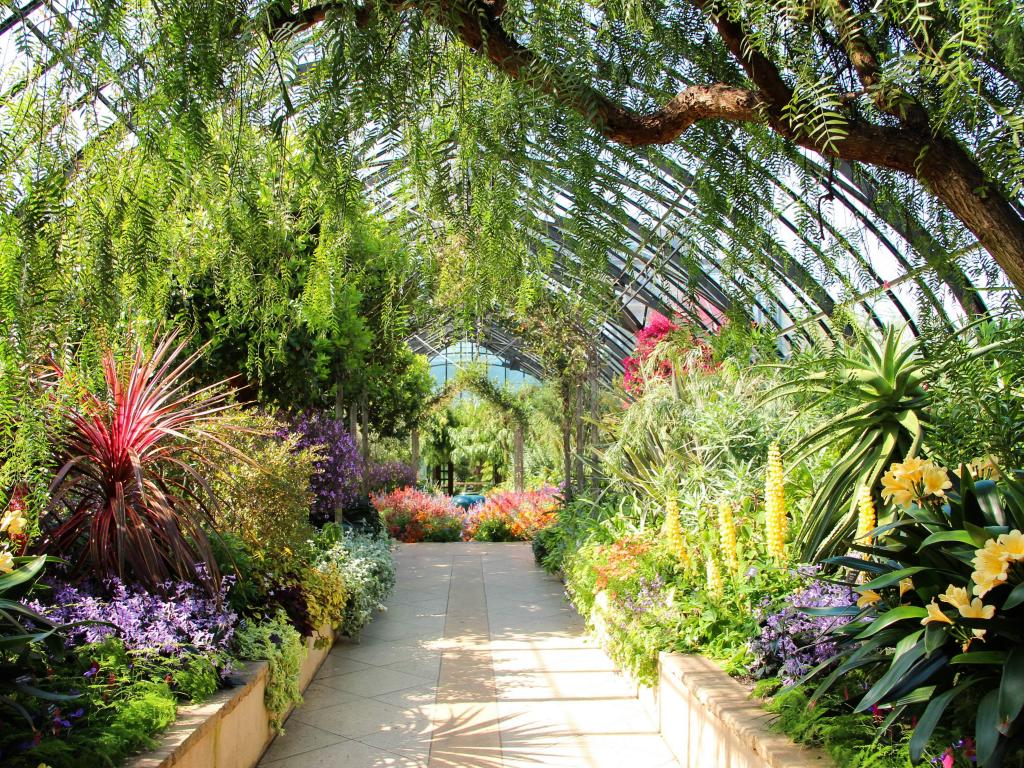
[561,380,574,502]
[334,384,345,523]
[360,391,370,493]
[589,349,601,493]
[433,464,442,486]
[447,461,455,496]
[575,383,586,493]
[513,422,525,493]
[410,427,420,486]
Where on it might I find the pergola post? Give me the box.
[513,422,525,492]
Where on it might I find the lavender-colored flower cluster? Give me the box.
[287,411,365,522]
[28,576,237,656]
[749,575,857,685]
[621,575,668,615]
[365,461,417,494]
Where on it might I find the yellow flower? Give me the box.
[663,497,690,567]
[0,508,27,537]
[855,485,876,545]
[938,584,971,612]
[972,539,1011,597]
[0,550,13,574]
[967,456,1001,481]
[899,577,914,598]
[921,465,952,498]
[718,499,739,573]
[706,556,723,596]
[958,597,996,620]
[997,529,1024,560]
[856,589,881,608]
[764,443,787,561]
[921,600,953,625]
[880,469,914,509]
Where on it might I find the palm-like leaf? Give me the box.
[39,331,241,594]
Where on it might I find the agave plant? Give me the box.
[40,332,239,593]
[764,325,1002,561]
[806,465,1024,767]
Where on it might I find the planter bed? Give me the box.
[128,625,339,768]
[656,653,832,768]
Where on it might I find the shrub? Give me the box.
[372,487,463,542]
[311,525,396,636]
[40,332,238,593]
[210,413,320,561]
[365,460,417,494]
[287,411,364,526]
[463,488,560,541]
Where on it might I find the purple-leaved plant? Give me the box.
[286,411,365,524]
[27,574,237,656]
[749,572,857,685]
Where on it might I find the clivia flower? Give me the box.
[856,589,880,608]
[971,530,1024,597]
[0,548,13,574]
[921,600,954,626]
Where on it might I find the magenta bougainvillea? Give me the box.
[623,311,718,395]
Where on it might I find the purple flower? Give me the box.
[749,570,857,685]
[27,576,237,657]
[285,411,365,520]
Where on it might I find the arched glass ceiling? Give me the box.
[422,340,542,391]
[2,0,1018,385]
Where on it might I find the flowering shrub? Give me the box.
[372,487,463,542]
[288,411,364,525]
[28,576,237,657]
[749,574,857,684]
[311,526,396,636]
[462,488,560,541]
[365,461,417,494]
[622,312,717,395]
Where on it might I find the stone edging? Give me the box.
[128,624,339,768]
[657,653,833,768]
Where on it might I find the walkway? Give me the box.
[259,542,681,768]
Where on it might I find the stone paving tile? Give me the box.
[260,542,680,768]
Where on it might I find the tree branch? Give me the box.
[264,0,1024,290]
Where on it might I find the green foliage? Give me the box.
[764,327,932,561]
[812,467,1024,766]
[233,612,306,727]
[310,525,396,637]
[209,413,320,563]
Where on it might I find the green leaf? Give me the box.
[976,689,1001,766]
[950,651,1007,665]
[856,641,925,711]
[997,645,1024,735]
[919,530,984,549]
[911,679,979,761]
[862,566,929,590]
[1002,582,1024,611]
[855,605,927,639]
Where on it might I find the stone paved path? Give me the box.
[259,542,681,768]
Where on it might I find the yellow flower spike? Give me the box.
[921,600,954,626]
[717,499,739,574]
[0,549,13,574]
[705,555,723,596]
[856,589,881,608]
[855,485,876,554]
[764,443,787,562]
[663,497,690,568]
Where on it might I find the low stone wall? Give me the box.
[129,624,338,768]
[657,653,832,768]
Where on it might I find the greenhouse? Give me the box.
[1,0,1023,766]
